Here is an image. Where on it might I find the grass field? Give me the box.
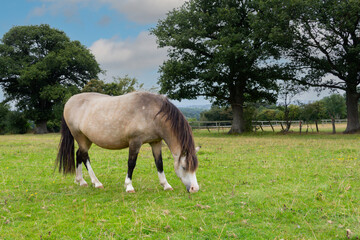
[0,128,360,239]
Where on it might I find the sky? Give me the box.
[0,0,337,107]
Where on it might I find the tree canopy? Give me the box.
[151,0,285,133]
[82,76,143,96]
[0,24,101,133]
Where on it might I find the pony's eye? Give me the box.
[182,166,186,171]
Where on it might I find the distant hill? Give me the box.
[179,105,211,120]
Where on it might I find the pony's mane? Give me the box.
[156,97,198,172]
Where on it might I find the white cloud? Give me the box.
[100,0,186,24]
[30,4,47,17]
[30,0,187,24]
[29,0,86,18]
[89,31,168,86]
[97,15,111,26]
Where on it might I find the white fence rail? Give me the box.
[188,119,348,132]
[189,120,232,129]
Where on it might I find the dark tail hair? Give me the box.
[56,116,75,174]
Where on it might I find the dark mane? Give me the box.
[156,97,198,172]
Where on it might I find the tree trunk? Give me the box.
[34,120,48,134]
[331,117,336,134]
[344,92,360,133]
[228,103,245,134]
[285,121,291,132]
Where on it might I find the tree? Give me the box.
[277,81,305,131]
[256,108,281,121]
[300,101,326,122]
[200,106,233,121]
[151,0,285,133]
[258,0,360,133]
[0,102,10,134]
[82,76,144,96]
[321,94,346,119]
[0,24,101,134]
[299,101,326,133]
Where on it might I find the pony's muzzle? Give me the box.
[187,185,199,193]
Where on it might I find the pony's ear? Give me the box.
[195,146,201,153]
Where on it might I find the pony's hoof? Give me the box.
[95,185,104,189]
[163,183,173,191]
[126,189,136,193]
[80,183,88,187]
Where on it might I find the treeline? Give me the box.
[199,94,347,123]
[0,92,349,134]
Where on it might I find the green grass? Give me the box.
[0,130,360,239]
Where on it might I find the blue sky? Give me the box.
[0,0,210,106]
[0,0,334,107]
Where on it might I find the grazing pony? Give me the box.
[56,92,199,193]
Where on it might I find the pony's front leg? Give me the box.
[125,142,141,193]
[151,141,173,191]
[77,150,103,188]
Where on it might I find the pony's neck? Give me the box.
[163,133,182,160]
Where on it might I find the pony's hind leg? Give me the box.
[151,141,173,191]
[75,134,103,188]
[77,150,104,188]
[125,141,142,193]
[75,149,88,187]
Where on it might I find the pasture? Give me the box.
[0,129,359,239]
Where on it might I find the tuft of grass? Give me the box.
[0,131,359,239]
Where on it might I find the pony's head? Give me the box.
[156,97,200,193]
[174,146,200,193]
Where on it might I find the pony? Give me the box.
[56,91,200,193]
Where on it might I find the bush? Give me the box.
[5,111,30,134]
[0,103,10,134]
[47,119,61,133]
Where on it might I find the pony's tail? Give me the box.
[56,116,75,174]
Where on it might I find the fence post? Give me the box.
[259,123,264,132]
[280,122,284,131]
[268,121,274,132]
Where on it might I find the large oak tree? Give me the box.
[257,0,360,133]
[151,0,285,133]
[0,24,101,133]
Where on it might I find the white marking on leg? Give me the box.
[74,164,88,187]
[158,171,173,190]
[125,175,135,193]
[85,161,103,188]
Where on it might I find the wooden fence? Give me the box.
[189,119,348,133]
[189,120,232,132]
